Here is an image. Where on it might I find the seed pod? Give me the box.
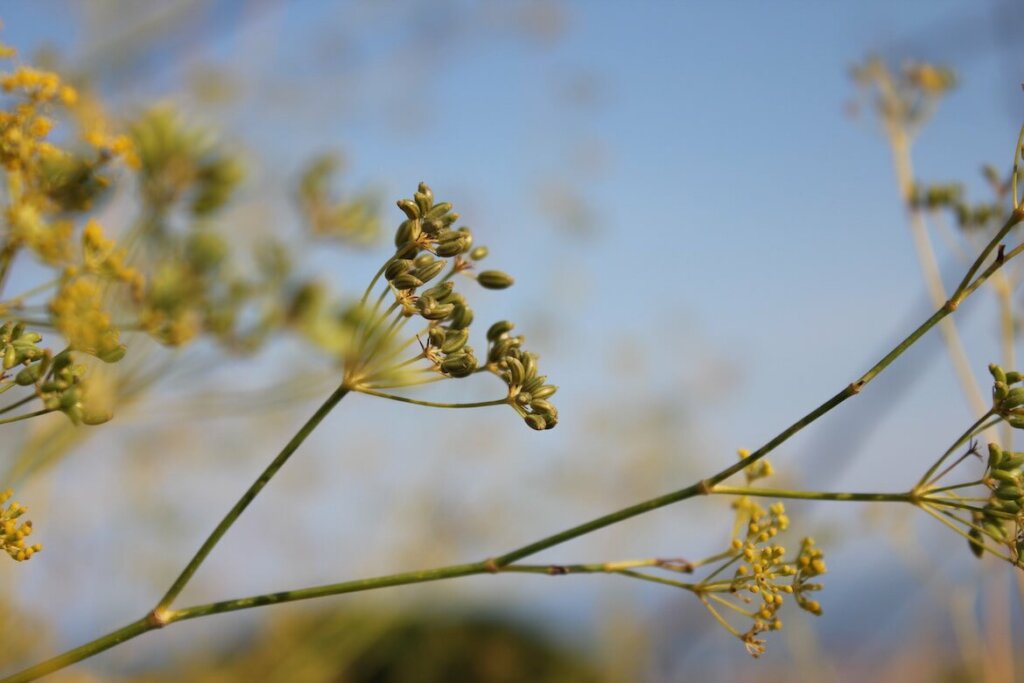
[523,374,547,394]
[428,327,446,348]
[521,352,537,380]
[422,218,445,236]
[1008,371,1024,384]
[515,391,532,406]
[477,270,515,290]
[993,498,1021,513]
[415,183,433,211]
[394,219,422,247]
[440,352,476,378]
[3,345,16,370]
[441,328,469,354]
[505,356,525,385]
[51,350,73,371]
[530,399,556,416]
[531,384,557,400]
[425,202,453,220]
[1004,387,1024,409]
[525,414,547,431]
[385,259,413,281]
[968,527,985,558]
[983,520,1008,542]
[990,469,1021,484]
[449,304,474,330]
[435,239,466,257]
[418,297,454,321]
[423,281,455,301]
[457,227,473,251]
[991,363,1007,383]
[98,344,127,363]
[394,242,420,260]
[15,362,44,386]
[487,320,514,342]
[470,246,489,261]
[391,274,423,290]
[397,198,420,219]
[414,259,446,283]
[996,485,1023,501]
[995,381,1010,401]
[998,451,1024,470]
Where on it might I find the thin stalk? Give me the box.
[696,553,741,586]
[889,129,989,419]
[699,595,742,638]
[709,486,914,504]
[707,592,756,618]
[0,408,51,426]
[1,617,153,683]
[917,411,996,489]
[920,504,1015,564]
[1012,122,1024,209]
[154,385,350,612]
[925,479,985,495]
[0,394,36,416]
[353,387,507,410]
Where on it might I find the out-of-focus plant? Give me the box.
[7,30,1024,683]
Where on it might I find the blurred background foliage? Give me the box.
[2,1,1024,682]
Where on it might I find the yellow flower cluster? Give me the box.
[0,489,41,562]
[82,220,144,297]
[729,502,794,655]
[50,277,125,363]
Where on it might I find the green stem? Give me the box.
[1012,123,1024,209]
[1,617,153,683]
[709,485,914,504]
[0,394,36,416]
[916,411,996,488]
[353,387,508,410]
[153,385,350,612]
[0,408,51,426]
[928,480,986,495]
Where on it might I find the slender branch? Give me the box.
[153,385,350,612]
[709,486,914,504]
[353,387,508,410]
[0,394,36,416]
[0,408,52,426]
[0,618,153,683]
[917,412,997,488]
[888,128,989,418]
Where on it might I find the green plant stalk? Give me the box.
[916,411,997,488]
[353,387,507,409]
[0,408,52,426]
[153,384,350,612]
[10,210,1024,683]
[4,559,703,683]
[708,486,915,503]
[0,395,36,416]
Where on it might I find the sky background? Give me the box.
[3,2,1024,681]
